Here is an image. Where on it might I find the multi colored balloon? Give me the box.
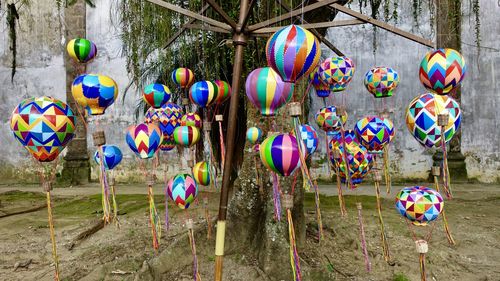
[71,74,118,115]
[319,56,355,92]
[246,127,263,145]
[192,161,210,186]
[395,186,444,226]
[406,93,461,148]
[419,48,466,95]
[329,136,373,186]
[10,96,76,162]
[180,112,202,128]
[245,67,294,116]
[173,126,200,147]
[266,25,321,83]
[354,116,395,153]
[145,102,183,151]
[213,80,231,104]
[298,124,318,156]
[67,38,97,63]
[167,174,198,209]
[364,67,400,98]
[171,68,195,89]
[309,66,330,98]
[259,133,301,177]
[125,123,162,159]
[314,106,347,133]
[189,81,216,108]
[94,145,123,170]
[143,83,171,108]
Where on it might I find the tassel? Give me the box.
[332,149,347,217]
[432,167,455,245]
[438,114,453,199]
[373,168,392,263]
[272,172,282,222]
[312,180,324,241]
[284,195,301,281]
[356,203,371,272]
[98,147,112,224]
[187,219,202,281]
[383,145,391,194]
[148,185,161,250]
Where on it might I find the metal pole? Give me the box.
[214,1,250,280]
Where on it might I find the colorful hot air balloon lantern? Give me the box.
[319,56,355,92]
[245,67,294,116]
[266,25,321,83]
[171,67,195,89]
[189,80,216,108]
[192,161,210,186]
[309,66,330,98]
[329,136,373,187]
[213,80,232,104]
[145,102,183,151]
[354,116,395,154]
[142,83,171,108]
[181,112,202,128]
[364,67,400,98]
[173,126,201,147]
[314,106,347,133]
[246,127,263,145]
[395,186,444,281]
[419,48,466,95]
[71,74,118,115]
[298,124,318,157]
[67,38,97,63]
[93,145,122,170]
[10,96,77,280]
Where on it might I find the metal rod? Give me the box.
[252,19,364,33]
[205,0,238,30]
[183,23,231,34]
[146,0,231,31]
[214,0,250,279]
[241,0,256,30]
[163,4,210,49]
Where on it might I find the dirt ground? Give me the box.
[0,182,499,281]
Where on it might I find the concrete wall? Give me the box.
[0,0,498,183]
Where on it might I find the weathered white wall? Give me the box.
[0,0,498,182]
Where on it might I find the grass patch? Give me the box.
[393,273,411,281]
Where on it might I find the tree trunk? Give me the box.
[61,1,90,185]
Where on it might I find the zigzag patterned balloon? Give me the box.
[309,66,330,98]
[364,67,400,98]
[71,74,118,115]
[266,25,321,83]
[145,102,183,151]
[319,56,355,92]
[173,126,200,147]
[189,80,216,108]
[329,135,373,186]
[171,67,195,89]
[10,96,76,162]
[298,124,318,156]
[192,161,210,186]
[167,173,198,209]
[314,106,347,133]
[354,116,395,154]
[94,145,123,170]
[143,83,171,108]
[419,48,466,95]
[125,123,162,159]
[395,186,443,226]
[406,93,461,148]
[259,133,301,177]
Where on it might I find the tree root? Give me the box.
[0,204,47,219]
[66,219,105,250]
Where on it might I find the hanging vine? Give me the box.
[7,3,19,82]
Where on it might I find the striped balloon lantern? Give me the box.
[266,25,321,83]
[329,138,373,186]
[406,93,461,148]
[10,96,76,162]
[189,80,216,108]
[71,74,118,115]
[319,56,355,92]
[192,161,210,186]
[259,133,301,177]
[246,127,263,145]
[298,124,318,156]
[395,186,443,226]
[93,145,123,170]
[144,102,183,151]
[364,67,400,98]
[180,112,202,128]
[213,80,232,104]
[125,123,163,159]
[314,106,347,133]
[66,38,97,63]
[245,67,294,116]
[142,83,171,108]
[419,48,466,95]
[173,126,200,147]
[354,116,395,154]
[171,67,195,89]
[167,173,198,209]
[309,66,330,98]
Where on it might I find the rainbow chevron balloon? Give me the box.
[192,161,210,186]
[354,116,395,154]
[143,83,171,108]
[259,133,301,177]
[309,66,330,98]
[364,67,400,98]
[145,102,183,151]
[406,93,461,148]
[246,127,263,145]
[395,186,443,226]
[67,38,97,63]
[125,123,162,159]
[419,48,466,95]
[189,81,216,108]
[266,25,321,83]
[171,67,195,89]
[180,112,202,128]
[167,173,198,209]
[314,106,347,133]
[94,145,122,170]
[71,74,118,115]
[173,126,200,147]
[10,96,76,162]
[319,56,355,92]
[245,67,294,116]
[213,80,231,104]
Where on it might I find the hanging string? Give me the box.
[272,172,282,221]
[109,170,120,227]
[312,179,324,241]
[218,119,226,171]
[432,168,455,245]
[186,218,202,281]
[98,145,112,224]
[292,116,313,191]
[148,183,161,251]
[287,207,302,281]
[373,157,392,263]
[356,203,371,272]
[383,145,391,194]
[440,127,452,199]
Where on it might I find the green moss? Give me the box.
[394,273,411,281]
